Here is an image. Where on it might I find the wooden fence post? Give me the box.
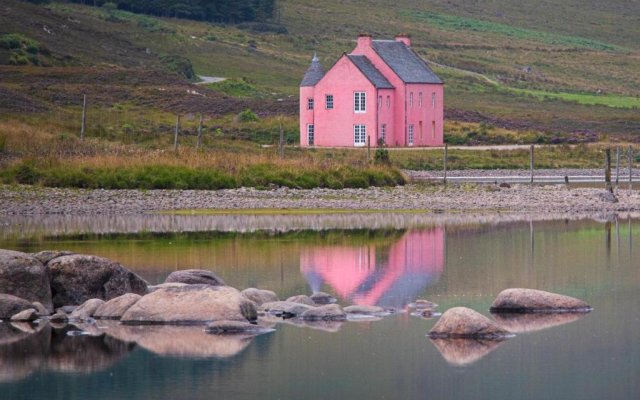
[605,147,612,193]
[629,145,634,192]
[196,114,203,150]
[80,94,87,140]
[174,114,180,151]
[279,119,284,158]
[443,143,448,184]
[530,144,534,183]
[616,146,620,186]
[367,136,371,159]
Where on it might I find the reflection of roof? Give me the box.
[372,40,443,84]
[346,55,394,89]
[300,54,324,87]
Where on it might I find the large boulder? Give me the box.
[259,301,315,317]
[241,288,278,306]
[0,294,34,319]
[31,250,74,265]
[121,284,256,325]
[490,288,591,313]
[47,254,148,307]
[301,304,346,321]
[94,293,141,320]
[164,269,225,286]
[428,307,512,340]
[0,249,53,313]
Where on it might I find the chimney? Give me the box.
[395,33,411,47]
[356,33,373,49]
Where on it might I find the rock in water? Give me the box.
[285,295,316,306]
[260,301,315,317]
[94,293,141,320]
[31,250,74,265]
[490,288,591,313]
[0,249,54,313]
[70,299,105,320]
[31,302,49,317]
[10,308,38,322]
[121,284,256,325]
[241,288,278,306]
[164,269,225,286]
[301,304,346,321]
[309,292,337,305]
[48,254,148,307]
[205,320,274,335]
[0,293,34,319]
[428,307,512,339]
[343,305,386,315]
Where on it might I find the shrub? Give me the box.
[237,109,259,122]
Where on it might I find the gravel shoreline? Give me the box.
[1,176,638,216]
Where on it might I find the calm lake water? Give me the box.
[0,214,638,400]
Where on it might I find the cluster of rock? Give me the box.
[427,288,592,366]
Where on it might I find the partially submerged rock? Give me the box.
[121,284,257,325]
[49,312,69,323]
[286,295,316,306]
[70,299,105,320]
[10,308,38,322]
[430,338,506,366]
[408,299,438,311]
[301,304,346,321]
[490,288,591,313]
[344,305,386,316]
[492,312,588,333]
[0,294,33,319]
[0,249,53,313]
[428,307,512,340]
[241,288,278,306]
[164,269,225,286]
[260,301,314,317]
[94,293,141,320]
[205,320,274,335]
[310,292,337,305]
[48,254,148,307]
[31,302,49,317]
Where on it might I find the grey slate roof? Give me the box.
[346,55,394,89]
[371,40,443,84]
[300,54,324,87]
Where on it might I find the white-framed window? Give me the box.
[354,92,366,113]
[432,93,436,108]
[307,124,314,146]
[380,124,386,144]
[354,124,366,146]
[408,124,414,146]
[409,92,413,108]
[325,94,333,110]
[419,92,423,107]
[386,96,390,108]
[378,96,382,109]
[308,98,314,110]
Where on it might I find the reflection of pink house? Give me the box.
[299,34,444,148]
[300,229,445,307]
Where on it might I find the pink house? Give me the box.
[299,34,444,148]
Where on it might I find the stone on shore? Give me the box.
[70,299,105,320]
[205,320,275,335]
[310,292,337,305]
[301,304,346,321]
[286,295,316,306]
[241,288,278,306]
[10,308,38,322]
[121,284,257,325]
[164,269,225,286]
[31,250,74,265]
[94,293,141,320]
[48,254,148,307]
[259,301,315,317]
[0,294,34,319]
[428,307,512,339]
[490,288,591,313]
[0,249,54,313]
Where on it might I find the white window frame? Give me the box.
[386,96,390,108]
[307,124,314,146]
[325,94,333,110]
[408,124,414,146]
[409,92,413,108]
[378,95,382,109]
[354,124,366,146]
[381,124,386,144]
[354,92,366,113]
[432,93,436,108]
[419,92,423,107]
[308,98,314,110]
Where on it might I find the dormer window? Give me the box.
[354,92,366,113]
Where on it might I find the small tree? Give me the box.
[374,138,390,165]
